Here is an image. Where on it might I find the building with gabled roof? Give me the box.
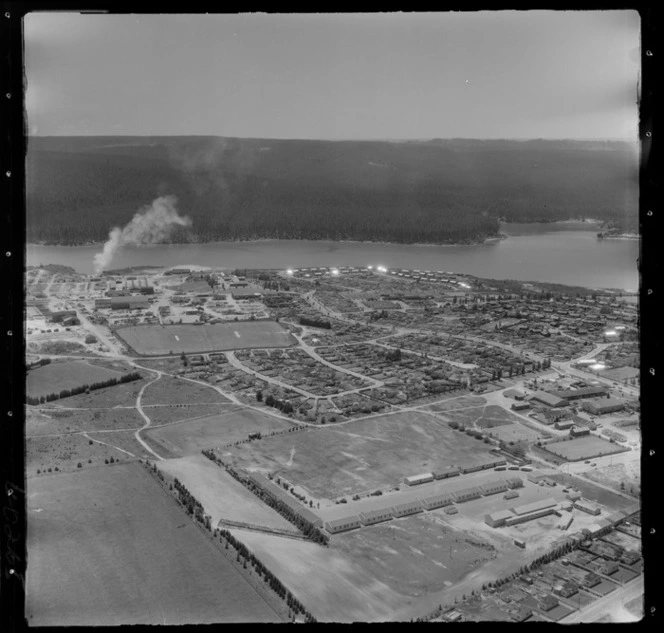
[392,500,425,518]
[324,516,362,534]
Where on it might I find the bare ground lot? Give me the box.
[228,529,402,622]
[157,455,297,531]
[145,407,297,456]
[222,410,498,498]
[27,464,281,625]
[140,374,230,406]
[541,436,629,462]
[26,360,123,399]
[581,461,640,496]
[115,322,295,355]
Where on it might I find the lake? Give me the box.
[26,222,639,291]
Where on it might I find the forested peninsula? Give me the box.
[27,137,638,246]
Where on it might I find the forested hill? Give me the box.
[26,136,638,245]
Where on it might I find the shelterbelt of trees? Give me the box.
[27,136,638,245]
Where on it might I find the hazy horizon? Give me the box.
[25,11,640,141]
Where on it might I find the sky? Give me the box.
[24,11,640,140]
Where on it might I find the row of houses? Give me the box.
[404,458,509,486]
[326,477,525,534]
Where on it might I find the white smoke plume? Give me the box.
[93,195,192,274]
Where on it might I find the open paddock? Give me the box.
[143,403,237,427]
[27,407,143,435]
[27,464,281,625]
[145,407,297,456]
[140,374,230,406]
[228,529,403,622]
[541,436,629,462]
[115,322,295,355]
[334,514,496,598]
[222,410,499,499]
[157,455,297,531]
[26,360,124,399]
[26,429,149,476]
[422,395,488,413]
[37,379,146,409]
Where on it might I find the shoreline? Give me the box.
[27,234,509,249]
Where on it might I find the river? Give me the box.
[26,222,639,291]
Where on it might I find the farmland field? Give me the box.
[26,360,124,399]
[222,410,498,498]
[542,436,629,461]
[27,407,143,435]
[27,464,282,625]
[145,407,297,456]
[115,322,295,355]
[157,455,298,531]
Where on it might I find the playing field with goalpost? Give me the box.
[115,321,295,355]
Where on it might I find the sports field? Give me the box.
[26,463,281,625]
[223,410,498,498]
[26,360,124,399]
[115,322,295,355]
[145,407,297,456]
[542,435,629,462]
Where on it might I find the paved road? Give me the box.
[560,575,643,623]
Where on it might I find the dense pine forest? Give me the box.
[26,136,638,245]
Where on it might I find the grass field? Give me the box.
[424,395,487,412]
[115,322,295,355]
[38,380,145,409]
[144,403,237,427]
[228,529,402,622]
[145,407,296,456]
[335,514,496,597]
[26,360,123,399]
[27,407,143,435]
[157,455,298,531]
[140,374,230,406]
[542,436,629,462]
[223,410,498,498]
[27,464,281,625]
[485,422,541,443]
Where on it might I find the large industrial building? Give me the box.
[484,497,559,528]
[529,391,569,408]
[582,398,625,416]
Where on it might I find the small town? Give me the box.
[25,262,641,623]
